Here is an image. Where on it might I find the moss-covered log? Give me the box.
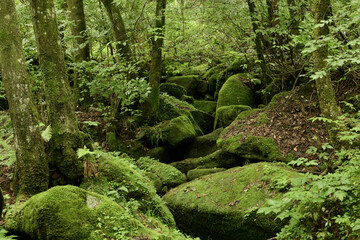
[0,0,49,197]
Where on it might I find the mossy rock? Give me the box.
[170,150,239,174]
[204,65,226,97]
[166,75,200,97]
[189,109,214,135]
[217,134,286,163]
[146,146,172,163]
[106,132,145,158]
[193,100,217,116]
[185,63,210,76]
[5,186,192,240]
[227,56,247,74]
[217,74,254,108]
[187,168,226,181]
[184,128,223,159]
[80,153,175,225]
[196,80,209,98]
[136,157,186,194]
[163,162,301,240]
[214,105,252,129]
[160,82,187,99]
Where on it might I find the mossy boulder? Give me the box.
[163,162,301,240]
[136,157,186,194]
[187,168,226,181]
[184,128,223,159]
[189,109,214,135]
[214,105,252,129]
[160,82,187,99]
[227,56,247,74]
[106,132,145,158]
[203,65,226,97]
[185,63,210,76]
[217,74,254,108]
[170,150,239,174]
[217,134,286,163]
[193,100,217,116]
[80,153,175,225]
[166,75,200,97]
[5,186,193,240]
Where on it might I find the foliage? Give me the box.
[0,228,18,240]
[257,111,360,239]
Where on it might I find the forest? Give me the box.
[0,0,360,239]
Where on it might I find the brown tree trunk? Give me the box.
[0,0,49,197]
[29,0,85,185]
[143,0,166,123]
[313,0,342,147]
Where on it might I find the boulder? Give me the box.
[217,74,254,108]
[166,75,200,97]
[160,82,187,99]
[163,162,301,240]
[214,105,252,129]
[193,100,217,116]
[187,168,226,181]
[171,150,239,174]
[6,186,192,240]
[80,153,175,225]
[185,63,210,76]
[189,109,214,135]
[136,157,186,194]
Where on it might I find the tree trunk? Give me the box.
[143,0,166,123]
[313,0,342,146]
[246,0,270,85]
[29,0,85,185]
[0,0,49,197]
[67,0,91,103]
[100,0,132,62]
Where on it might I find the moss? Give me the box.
[106,132,146,158]
[80,153,175,226]
[5,186,192,240]
[186,63,210,76]
[235,108,263,121]
[217,74,254,108]
[189,110,214,135]
[227,56,247,74]
[217,134,286,162]
[163,162,301,240]
[196,80,209,98]
[160,82,187,99]
[185,128,223,159]
[136,157,186,193]
[193,100,217,116]
[170,150,239,174]
[187,168,226,181]
[166,75,200,96]
[214,105,252,129]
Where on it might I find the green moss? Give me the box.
[163,162,301,240]
[80,153,175,226]
[5,186,193,240]
[234,108,262,121]
[170,150,239,174]
[217,74,254,108]
[185,128,223,159]
[193,100,217,116]
[214,105,252,129]
[187,168,226,181]
[160,83,187,99]
[227,56,247,74]
[189,110,214,135]
[217,134,286,162]
[186,63,210,76]
[166,75,200,96]
[137,157,186,193]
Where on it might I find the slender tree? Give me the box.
[143,0,166,123]
[313,0,342,146]
[29,0,85,185]
[0,0,48,197]
[100,0,133,61]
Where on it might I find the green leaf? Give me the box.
[41,125,52,142]
[77,147,92,158]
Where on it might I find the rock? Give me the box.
[80,153,175,225]
[217,134,286,163]
[217,74,254,108]
[193,100,217,116]
[136,157,186,194]
[189,109,214,135]
[187,168,226,181]
[171,150,239,174]
[167,75,200,97]
[6,186,192,240]
[214,105,252,129]
[160,82,187,99]
[184,128,223,159]
[203,65,226,97]
[185,63,210,76]
[227,56,247,74]
[163,162,301,240]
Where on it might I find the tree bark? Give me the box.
[143,0,166,123]
[313,0,342,146]
[29,0,85,185]
[0,0,49,197]
[100,0,133,62]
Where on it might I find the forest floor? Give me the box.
[0,77,358,225]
